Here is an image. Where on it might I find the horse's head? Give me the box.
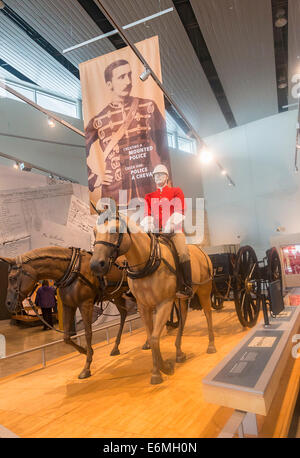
[5,260,37,313]
[90,212,131,277]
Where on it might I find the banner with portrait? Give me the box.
[79,36,171,210]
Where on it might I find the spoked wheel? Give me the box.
[267,247,283,294]
[234,246,261,328]
[211,281,224,310]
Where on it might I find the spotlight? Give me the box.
[221,169,227,175]
[47,117,55,128]
[13,161,19,169]
[0,1,5,10]
[19,162,32,172]
[139,67,151,82]
[278,76,287,89]
[275,8,287,28]
[199,149,213,164]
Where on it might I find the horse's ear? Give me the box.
[0,257,16,266]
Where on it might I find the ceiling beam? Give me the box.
[172,0,237,129]
[0,2,80,79]
[0,58,38,85]
[271,0,289,112]
[76,0,126,49]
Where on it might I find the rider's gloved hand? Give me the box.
[164,212,185,234]
[140,216,155,233]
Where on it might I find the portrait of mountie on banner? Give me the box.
[80,36,171,207]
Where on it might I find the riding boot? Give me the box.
[176,260,193,299]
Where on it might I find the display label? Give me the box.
[248,336,277,348]
[0,334,6,358]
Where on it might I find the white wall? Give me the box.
[202,109,299,258]
[169,147,204,200]
[0,98,88,185]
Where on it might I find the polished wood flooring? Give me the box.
[0,303,298,438]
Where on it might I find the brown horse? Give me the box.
[90,213,216,385]
[1,246,130,379]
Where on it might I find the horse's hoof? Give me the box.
[150,374,163,385]
[176,352,186,363]
[78,370,91,379]
[110,348,120,356]
[207,345,217,354]
[161,360,174,375]
[142,342,151,350]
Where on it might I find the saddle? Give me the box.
[156,234,182,291]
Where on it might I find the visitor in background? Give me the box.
[35,280,56,331]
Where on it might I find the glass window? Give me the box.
[0,83,35,102]
[36,92,78,118]
[178,136,195,154]
[167,132,176,148]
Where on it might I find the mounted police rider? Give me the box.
[140,164,193,299]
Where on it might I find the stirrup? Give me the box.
[176,286,193,299]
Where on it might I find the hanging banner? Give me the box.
[79,36,171,209]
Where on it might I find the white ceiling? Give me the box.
[0,0,297,138]
[191,0,278,126]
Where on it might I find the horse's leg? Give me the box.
[110,297,127,356]
[150,300,174,385]
[77,301,94,379]
[63,304,87,355]
[197,286,216,353]
[175,299,188,363]
[138,304,153,351]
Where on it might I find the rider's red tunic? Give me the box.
[144,185,185,231]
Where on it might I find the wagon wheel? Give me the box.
[233,246,261,328]
[211,280,224,310]
[267,247,283,295]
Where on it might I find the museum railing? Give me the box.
[0,313,141,371]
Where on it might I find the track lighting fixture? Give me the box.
[139,67,151,82]
[47,117,55,128]
[275,8,287,28]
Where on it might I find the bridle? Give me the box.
[93,214,161,279]
[8,261,38,310]
[93,215,129,268]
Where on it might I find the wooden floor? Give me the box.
[0,303,298,438]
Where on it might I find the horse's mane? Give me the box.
[124,214,145,235]
[20,246,73,264]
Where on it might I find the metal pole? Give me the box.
[94,1,199,145]
[0,81,85,138]
[0,150,79,183]
[63,8,174,54]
